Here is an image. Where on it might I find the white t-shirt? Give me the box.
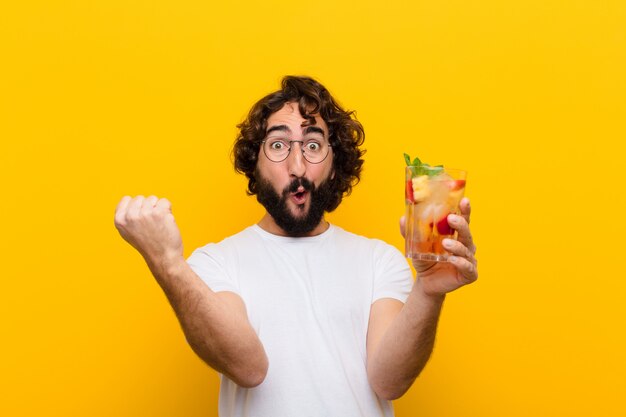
[187,224,413,417]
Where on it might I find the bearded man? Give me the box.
[114,75,478,417]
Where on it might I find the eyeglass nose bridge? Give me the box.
[272,140,309,162]
[285,140,306,155]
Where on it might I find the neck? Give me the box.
[257,213,329,237]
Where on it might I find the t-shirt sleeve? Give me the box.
[371,241,413,303]
[186,244,240,294]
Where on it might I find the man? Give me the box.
[114,76,478,417]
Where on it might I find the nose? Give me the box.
[287,142,306,178]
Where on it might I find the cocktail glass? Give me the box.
[405,166,467,262]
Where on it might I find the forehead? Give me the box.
[266,102,328,134]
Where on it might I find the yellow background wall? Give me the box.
[1,1,624,416]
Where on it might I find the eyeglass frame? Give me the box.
[260,138,333,164]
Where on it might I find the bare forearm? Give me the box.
[367,281,444,400]
[145,256,268,387]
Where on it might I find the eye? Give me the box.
[269,140,287,150]
[304,141,321,152]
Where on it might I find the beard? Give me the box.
[255,172,334,237]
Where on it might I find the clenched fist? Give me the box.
[114,195,184,270]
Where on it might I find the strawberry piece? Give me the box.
[435,213,454,235]
[405,179,414,203]
[448,180,466,191]
[448,180,465,191]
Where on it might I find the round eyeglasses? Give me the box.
[261,138,332,164]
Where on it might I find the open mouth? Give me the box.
[291,190,308,205]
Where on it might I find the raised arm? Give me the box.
[114,195,268,387]
[366,198,478,400]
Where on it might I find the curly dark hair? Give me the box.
[233,75,365,212]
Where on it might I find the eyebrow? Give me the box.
[266,125,291,136]
[303,126,325,136]
[265,125,326,137]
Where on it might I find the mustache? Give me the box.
[284,177,314,194]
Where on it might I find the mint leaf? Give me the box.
[403,153,445,177]
[426,166,444,177]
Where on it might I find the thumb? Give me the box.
[399,215,406,238]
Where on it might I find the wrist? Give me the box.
[145,252,187,279]
[412,277,446,306]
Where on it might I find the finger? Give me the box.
[126,195,145,220]
[399,216,406,238]
[448,255,478,284]
[442,238,473,260]
[115,196,132,224]
[155,197,172,214]
[141,195,159,214]
[459,197,471,225]
[116,195,132,214]
[447,214,475,254]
